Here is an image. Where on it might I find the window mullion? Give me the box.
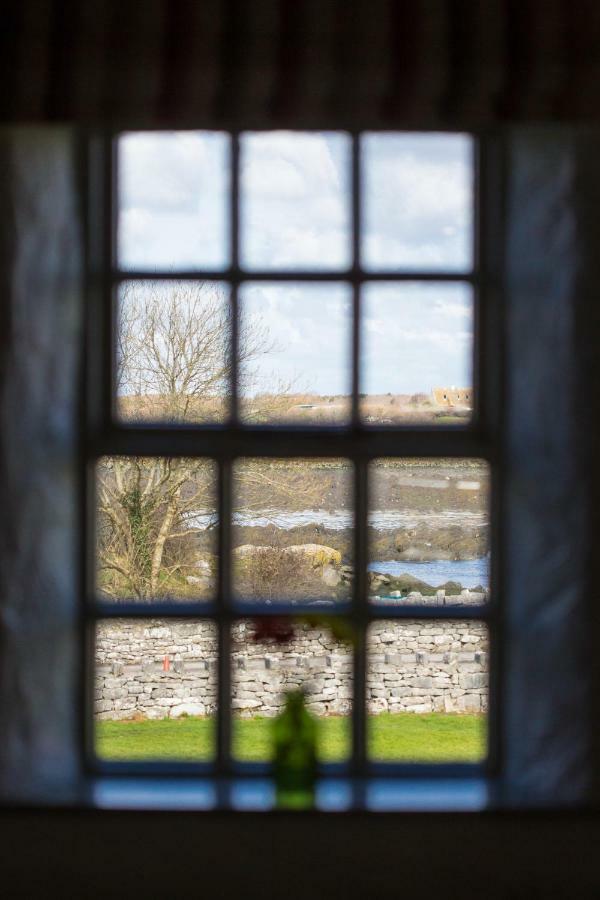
[217,459,233,783]
[352,459,369,791]
[229,132,240,426]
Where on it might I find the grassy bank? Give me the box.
[96,712,486,763]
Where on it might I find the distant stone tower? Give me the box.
[431,386,472,407]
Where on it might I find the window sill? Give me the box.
[91,775,491,813]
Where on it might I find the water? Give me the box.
[184,507,489,587]
[368,557,489,589]
[186,508,487,531]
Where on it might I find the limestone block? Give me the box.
[235,689,266,701]
[459,694,481,712]
[336,687,353,700]
[460,673,488,689]
[232,698,262,710]
[404,702,432,714]
[379,632,398,643]
[170,703,206,718]
[433,634,451,645]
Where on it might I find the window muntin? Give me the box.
[88,130,493,804]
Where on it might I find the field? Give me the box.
[96,712,486,763]
[118,392,471,427]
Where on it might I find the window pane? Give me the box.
[369,459,490,605]
[115,280,230,424]
[96,457,218,603]
[361,133,473,272]
[239,282,352,424]
[232,459,353,604]
[95,619,217,761]
[367,620,488,762]
[118,131,229,271]
[232,619,352,763]
[240,131,351,271]
[360,282,474,425]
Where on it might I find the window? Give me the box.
[86,131,498,810]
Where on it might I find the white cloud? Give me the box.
[361,282,473,394]
[362,133,473,272]
[118,131,229,269]
[240,131,350,270]
[118,131,474,394]
[240,282,352,396]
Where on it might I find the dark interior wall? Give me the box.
[0,128,82,802]
[4,1,600,128]
[503,129,596,805]
[1,809,600,898]
[3,0,600,879]
[0,123,598,896]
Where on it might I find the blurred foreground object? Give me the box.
[252,615,355,646]
[273,690,318,810]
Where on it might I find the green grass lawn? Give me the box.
[96,713,486,763]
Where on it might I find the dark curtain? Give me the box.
[2,0,600,127]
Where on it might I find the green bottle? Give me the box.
[273,689,318,810]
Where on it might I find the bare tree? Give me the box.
[98,281,279,600]
[98,282,343,600]
[97,456,216,600]
[117,280,275,423]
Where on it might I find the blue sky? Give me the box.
[118,131,473,395]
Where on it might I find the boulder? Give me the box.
[232,544,257,558]
[287,544,342,568]
[233,543,342,569]
[322,564,342,587]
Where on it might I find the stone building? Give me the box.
[431,386,472,408]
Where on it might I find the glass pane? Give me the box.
[239,282,352,424]
[96,457,218,603]
[240,131,351,271]
[232,459,353,604]
[232,618,352,763]
[118,131,229,271]
[95,619,217,761]
[369,459,490,604]
[115,280,230,424]
[360,282,474,425]
[367,620,488,762]
[361,133,473,272]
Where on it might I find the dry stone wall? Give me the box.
[95,618,488,720]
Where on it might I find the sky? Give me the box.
[118,131,473,395]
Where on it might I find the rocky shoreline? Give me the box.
[193,521,488,564]
[187,535,488,600]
